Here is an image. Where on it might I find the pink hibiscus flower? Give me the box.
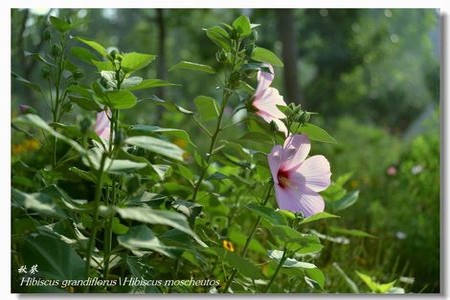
[95,109,111,140]
[268,134,331,217]
[252,64,288,135]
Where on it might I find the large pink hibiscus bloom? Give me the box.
[252,64,288,135]
[268,134,331,217]
[95,109,111,140]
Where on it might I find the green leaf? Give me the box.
[328,190,359,211]
[229,228,266,255]
[268,250,316,269]
[225,252,264,279]
[239,132,273,145]
[76,37,107,57]
[12,114,85,154]
[49,16,71,32]
[150,96,194,115]
[356,271,397,293]
[245,203,287,226]
[117,225,175,258]
[70,46,98,64]
[299,212,340,225]
[108,159,148,174]
[22,234,85,280]
[251,47,284,67]
[205,26,230,51]
[170,61,216,74]
[126,79,178,91]
[115,206,205,246]
[11,72,42,94]
[128,125,194,146]
[121,52,156,73]
[111,217,129,234]
[194,96,219,122]
[69,95,101,111]
[333,262,359,293]
[91,60,114,71]
[232,15,252,37]
[296,123,337,144]
[126,136,185,161]
[12,188,67,219]
[121,76,143,89]
[98,90,137,109]
[271,225,323,254]
[329,226,376,238]
[305,268,326,289]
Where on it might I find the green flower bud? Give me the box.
[298,111,311,124]
[51,44,62,57]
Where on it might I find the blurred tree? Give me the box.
[276,9,301,103]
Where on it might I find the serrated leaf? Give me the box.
[126,136,185,161]
[296,123,337,144]
[121,52,156,73]
[194,95,219,122]
[251,47,284,67]
[76,37,107,57]
[170,61,215,74]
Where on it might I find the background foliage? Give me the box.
[11,8,440,293]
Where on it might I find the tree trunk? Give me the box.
[276,9,301,104]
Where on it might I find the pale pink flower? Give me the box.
[252,64,288,135]
[268,134,331,217]
[95,109,111,140]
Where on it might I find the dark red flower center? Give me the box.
[277,168,290,189]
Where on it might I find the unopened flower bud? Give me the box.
[19,104,38,115]
[51,44,62,57]
[298,111,311,124]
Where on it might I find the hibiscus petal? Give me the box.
[268,145,283,184]
[274,185,325,217]
[295,155,331,192]
[281,134,311,171]
[254,64,274,98]
[95,110,111,140]
[253,87,287,120]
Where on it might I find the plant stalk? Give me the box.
[264,247,288,293]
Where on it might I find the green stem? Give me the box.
[191,90,232,202]
[103,107,119,279]
[264,247,288,293]
[85,153,108,280]
[222,185,272,293]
